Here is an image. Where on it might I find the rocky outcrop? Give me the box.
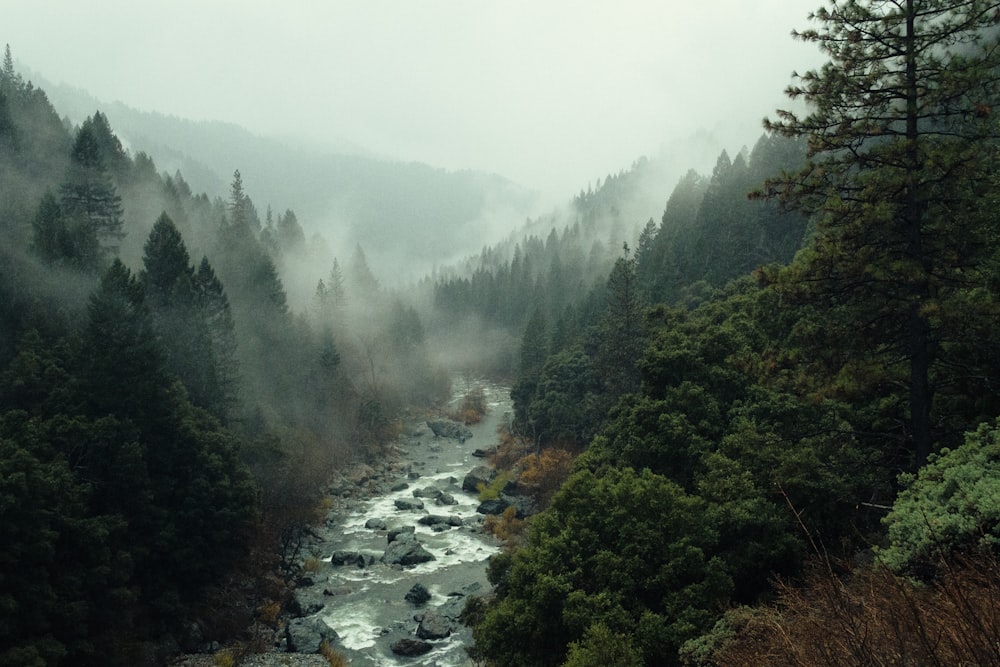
[426,419,474,441]
[462,465,496,493]
[285,616,339,653]
[476,493,536,518]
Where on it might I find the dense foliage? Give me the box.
[461,2,1000,665]
[0,47,450,664]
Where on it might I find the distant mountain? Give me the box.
[34,74,539,284]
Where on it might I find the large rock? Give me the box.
[476,493,536,518]
[329,550,370,567]
[435,492,458,506]
[426,419,474,442]
[365,517,387,530]
[476,498,509,515]
[391,638,433,656]
[462,465,496,493]
[416,610,453,640]
[405,582,432,605]
[387,525,415,543]
[412,485,443,499]
[417,514,464,530]
[394,498,425,511]
[287,590,325,618]
[382,534,436,566]
[285,616,339,653]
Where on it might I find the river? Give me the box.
[291,379,511,666]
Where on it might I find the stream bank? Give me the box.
[282,379,511,666]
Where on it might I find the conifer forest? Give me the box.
[5,2,1000,665]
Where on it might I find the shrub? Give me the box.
[881,418,1000,574]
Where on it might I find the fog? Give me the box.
[6,0,821,203]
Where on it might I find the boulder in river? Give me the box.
[391,637,433,657]
[365,517,387,530]
[394,498,425,511]
[405,582,432,605]
[435,492,458,506]
[412,485,443,499]
[426,419,474,442]
[416,610,453,640]
[387,525,415,543]
[382,533,436,566]
[462,465,496,493]
[329,550,370,567]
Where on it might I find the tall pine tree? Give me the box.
[760,0,1000,468]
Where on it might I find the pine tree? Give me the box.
[60,119,125,260]
[760,0,1000,468]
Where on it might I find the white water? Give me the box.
[298,380,510,666]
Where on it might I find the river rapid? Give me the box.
[292,379,511,666]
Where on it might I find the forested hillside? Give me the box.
[458,2,1000,665]
[6,1,1000,666]
[0,48,450,665]
[35,76,538,285]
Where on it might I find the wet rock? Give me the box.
[405,583,432,605]
[475,498,509,515]
[365,518,387,530]
[416,610,453,640]
[435,492,458,506]
[382,534,436,566]
[394,498,425,511]
[477,493,536,518]
[417,514,464,529]
[426,419,474,441]
[389,481,410,492]
[285,616,339,653]
[391,638,433,657]
[329,550,368,567]
[407,471,422,479]
[462,465,496,493]
[412,485,443,499]
[471,447,492,458]
[287,591,325,618]
[387,525,415,543]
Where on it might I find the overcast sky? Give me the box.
[6,1,822,199]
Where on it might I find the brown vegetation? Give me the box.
[483,506,527,546]
[517,448,575,506]
[451,385,488,425]
[708,554,1000,667]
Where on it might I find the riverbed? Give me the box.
[292,379,511,666]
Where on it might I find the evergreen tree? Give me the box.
[597,244,646,396]
[760,0,1000,468]
[59,119,125,261]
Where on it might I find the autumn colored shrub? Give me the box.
[483,505,527,545]
[517,447,575,506]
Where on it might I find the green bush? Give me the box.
[881,419,1000,573]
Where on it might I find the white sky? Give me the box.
[5,0,822,198]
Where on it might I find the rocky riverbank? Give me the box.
[177,381,514,667]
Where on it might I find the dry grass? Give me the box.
[713,553,1000,667]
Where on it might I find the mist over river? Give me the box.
[290,379,512,666]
